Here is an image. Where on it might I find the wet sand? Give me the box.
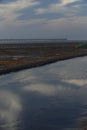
[0,41,87,75]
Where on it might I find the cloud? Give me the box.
[44,16,87,28]
[61,0,78,5]
[35,0,87,24]
[35,0,79,15]
[42,16,87,40]
[15,18,46,26]
[0,0,86,39]
[0,0,40,24]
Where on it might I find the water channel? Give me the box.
[0,56,87,130]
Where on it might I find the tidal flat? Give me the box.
[0,41,87,75]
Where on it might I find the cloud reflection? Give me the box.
[22,84,56,96]
[0,90,22,130]
[0,57,87,129]
[63,79,87,87]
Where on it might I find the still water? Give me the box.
[0,57,87,130]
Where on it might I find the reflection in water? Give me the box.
[63,79,87,86]
[0,57,87,129]
[0,90,22,130]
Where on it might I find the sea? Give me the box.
[0,39,86,44]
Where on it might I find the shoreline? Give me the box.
[0,42,87,76]
[0,54,87,76]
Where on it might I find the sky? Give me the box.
[0,0,87,40]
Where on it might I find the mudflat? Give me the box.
[0,41,87,75]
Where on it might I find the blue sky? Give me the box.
[0,0,87,39]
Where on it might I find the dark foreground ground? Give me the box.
[0,41,87,75]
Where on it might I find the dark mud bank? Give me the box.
[0,54,87,76]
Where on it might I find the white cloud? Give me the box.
[61,0,78,5]
[0,0,40,25]
[35,8,46,14]
[35,0,79,15]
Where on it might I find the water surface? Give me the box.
[0,57,87,130]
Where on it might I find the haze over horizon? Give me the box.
[0,0,87,40]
